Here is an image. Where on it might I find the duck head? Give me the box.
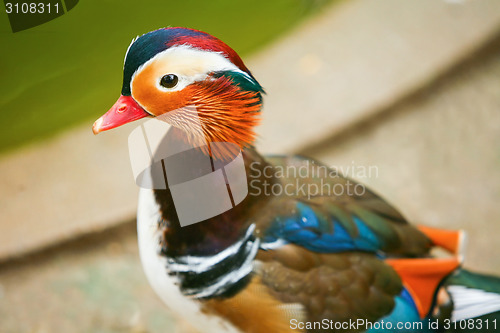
[93,27,264,150]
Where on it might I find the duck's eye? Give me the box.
[160,74,178,88]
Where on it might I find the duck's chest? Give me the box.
[137,188,244,333]
[137,188,300,333]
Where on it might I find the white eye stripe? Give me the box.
[154,73,208,92]
[130,45,245,95]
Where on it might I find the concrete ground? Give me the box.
[1,0,500,332]
[0,223,176,333]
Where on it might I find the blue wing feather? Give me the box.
[262,201,383,253]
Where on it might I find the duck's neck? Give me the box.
[153,142,275,258]
[152,140,275,299]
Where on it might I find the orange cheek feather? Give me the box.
[131,62,191,115]
[131,64,261,155]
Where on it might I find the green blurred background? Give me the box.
[0,0,330,154]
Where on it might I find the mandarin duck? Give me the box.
[92,27,500,332]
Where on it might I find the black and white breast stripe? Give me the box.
[165,224,260,299]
